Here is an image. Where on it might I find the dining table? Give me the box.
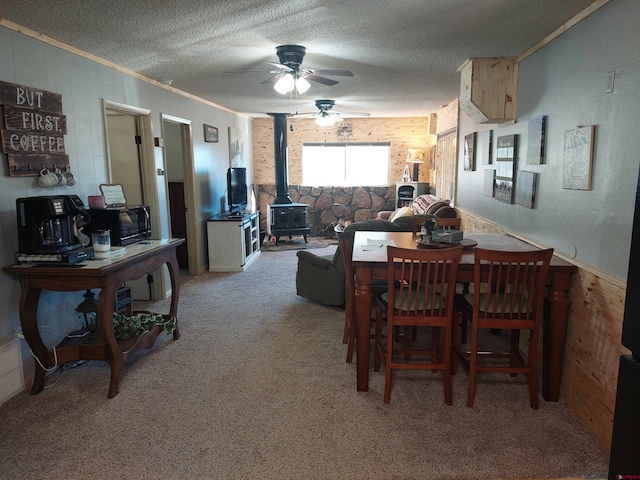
[351,231,577,402]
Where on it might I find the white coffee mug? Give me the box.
[37,168,59,188]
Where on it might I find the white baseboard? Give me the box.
[0,338,25,405]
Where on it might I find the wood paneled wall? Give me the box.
[253,117,435,186]
[458,208,627,452]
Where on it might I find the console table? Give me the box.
[3,238,184,398]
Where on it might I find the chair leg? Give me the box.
[373,307,383,372]
[432,326,440,373]
[528,329,539,410]
[345,309,356,364]
[383,320,393,404]
[451,312,460,375]
[342,315,349,345]
[467,324,479,408]
[510,329,520,376]
[443,323,453,406]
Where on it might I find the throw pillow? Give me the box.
[388,206,414,222]
[412,194,439,215]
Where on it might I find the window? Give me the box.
[302,143,390,186]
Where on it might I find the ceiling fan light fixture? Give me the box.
[316,114,336,127]
[274,73,295,94]
[295,76,311,94]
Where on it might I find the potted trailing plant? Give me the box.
[112,311,176,340]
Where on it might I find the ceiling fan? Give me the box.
[236,45,353,95]
[291,99,370,126]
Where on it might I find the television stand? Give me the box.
[207,211,260,272]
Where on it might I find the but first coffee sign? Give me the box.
[0,80,69,177]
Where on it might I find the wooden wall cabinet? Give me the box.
[458,57,517,124]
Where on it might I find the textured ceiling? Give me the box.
[1,0,597,118]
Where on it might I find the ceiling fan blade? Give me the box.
[309,69,353,77]
[341,111,371,117]
[260,75,280,85]
[267,61,293,72]
[306,75,339,86]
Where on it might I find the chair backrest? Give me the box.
[471,247,553,323]
[435,217,461,230]
[386,246,463,320]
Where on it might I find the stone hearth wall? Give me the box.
[258,185,396,236]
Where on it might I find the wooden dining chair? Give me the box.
[376,245,463,405]
[435,217,461,230]
[335,228,385,364]
[452,247,553,409]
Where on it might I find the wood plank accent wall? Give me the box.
[252,117,434,186]
[457,207,627,452]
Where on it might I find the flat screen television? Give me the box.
[227,167,247,213]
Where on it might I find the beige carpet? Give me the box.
[261,235,338,251]
[0,244,608,479]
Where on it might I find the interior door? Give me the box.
[105,113,151,300]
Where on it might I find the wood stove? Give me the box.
[266,113,310,244]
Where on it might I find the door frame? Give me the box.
[102,99,165,300]
[161,113,199,276]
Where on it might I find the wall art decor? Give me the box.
[515,170,538,208]
[337,123,352,140]
[495,134,517,204]
[228,126,244,167]
[0,80,69,177]
[527,115,547,164]
[204,124,218,143]
[483,169,496,197]
[477,129,493,165]
[463,132,476,171]
[563,125,594,190]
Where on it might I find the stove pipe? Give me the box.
[269,113,292,204]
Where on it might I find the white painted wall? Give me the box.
[0,24,253,398]
[456,0,640,280]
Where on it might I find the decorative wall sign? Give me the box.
[204,124,218,143]
[563,126,594,190]
[0,80,68,177]
[228,126,244,167]
[527,115,547,164]
[495,134,517,204]
[463,132,476,171]
[477,129,493,165]
[515,170,538,208]
[483,169,496,197]
[337,123,352,140]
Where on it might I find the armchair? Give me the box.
[295,216,415,306]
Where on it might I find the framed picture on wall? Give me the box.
[477,130,493,165]
[204,124,218,143]
[527,115,547,164]
[228,126,244,167]
[563,125,594,190]
[483,169,496,197]
[495,134,517,204]
[515,170,538,208]
[463,132,476,171]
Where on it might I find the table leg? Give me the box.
[354,267,373,391]
[98,281,123,398]
[166,252,181,340]
[543,272,573,402]
[19,287,47,395]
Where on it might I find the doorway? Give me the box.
[161,114,198,276]
[102,99,165,301]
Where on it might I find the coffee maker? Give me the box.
[16,195,94,264]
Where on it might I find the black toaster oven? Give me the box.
[86,205,151,246]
